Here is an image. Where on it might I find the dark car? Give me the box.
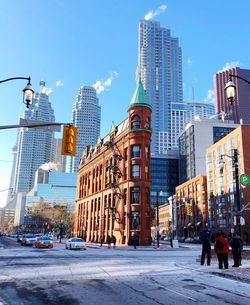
[17,234,25,243]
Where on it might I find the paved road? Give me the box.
[0,237,249,305]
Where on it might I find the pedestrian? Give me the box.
[214,232,229,269]
[107,235,111,248]
[111,235,116,248]
[132,234,137,249]
[230,232,243,267]
[199,228,211,266]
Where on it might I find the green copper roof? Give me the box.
[128,79,152,111]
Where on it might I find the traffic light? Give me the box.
[61,125,77,156]
[186,203,192,216]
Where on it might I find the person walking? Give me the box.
[199,228,211,266]
[111,235,116,248]
[214,232,229,269]
[107,235,111,248]
[230,233,243,267]
[132,234,137,249]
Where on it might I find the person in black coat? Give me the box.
[107,235,111,248]
[230,233,243,267]
[111,235,116,248]
[132,234,138,249]
[199,228,211,266]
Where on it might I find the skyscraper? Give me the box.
[69,86,100,173]
[12,81,55,193]
[138,20,183,154]
[184,100,215,124]
[214,67,250,124]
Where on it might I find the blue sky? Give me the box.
[1,0,250,206]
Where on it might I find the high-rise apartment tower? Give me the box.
[138,20,183,154]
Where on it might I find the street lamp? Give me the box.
[0,76,34,108]
[219,149,241,237]
[225,74,250,106]
[156,190,163,248]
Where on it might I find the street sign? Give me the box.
[240,174,250,186]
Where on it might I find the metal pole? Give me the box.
[156,191,160,248]
[59,222,63,243]
[233,149,241,238]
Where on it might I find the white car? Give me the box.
[65,237,87,250]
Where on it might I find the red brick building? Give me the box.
[175,175,208,238]
[206,125,250,242]
[73,80,152,245]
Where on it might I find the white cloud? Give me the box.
[56,80,64,87]
[92,71,118,94]
[205,89,214,103]
[144,4,167,21]
[39,162,61,171]
[40,85,52,95]
[218,61,241,72]
[44,87,53,95]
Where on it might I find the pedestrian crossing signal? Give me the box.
[61,126,77,156]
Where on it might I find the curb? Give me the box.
[211,271,250,284]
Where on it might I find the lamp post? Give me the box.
[156,190,163,248]
[225,74,250,106]
[59,220,63,243]
[0,76,34,108]
[219,149,241,237]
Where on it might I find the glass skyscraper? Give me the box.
[12,81,55,193]
[138,20,183,154]
[69,86,101,173]
[184,100,215,125]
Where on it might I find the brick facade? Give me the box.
[73,81,152,245]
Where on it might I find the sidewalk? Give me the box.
[85,241,250,283]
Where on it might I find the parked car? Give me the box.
[163,236,171,241]
[65,237,87,250]
[21,234,37,246]
[17,234,25,243]
[192,236,201,244]
[178,236,186,243]
[184,237,194,243]
[34,236,54,248]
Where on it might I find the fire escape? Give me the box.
[104,135,123,226]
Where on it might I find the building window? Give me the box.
[124,147,128,161]
[132,145,140,158]
[145,165,148,179]
[131,164,140,179]
[131,187,140,204]
[124,189,127,205]
[131,115,141,129]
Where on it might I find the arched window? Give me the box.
[131,115,141,129]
